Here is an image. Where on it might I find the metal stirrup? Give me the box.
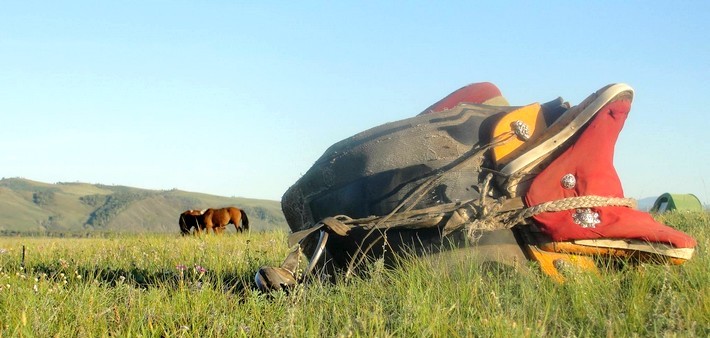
[301,230,329,281]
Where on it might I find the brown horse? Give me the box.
[200,207,250,234]
[179,209,205,235]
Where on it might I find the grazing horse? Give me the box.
[201,207,250,234]
[179,209,205,235]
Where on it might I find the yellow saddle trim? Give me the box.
[535,236,693,265]
[491,103,545,164]
[482,95,510,106]
[570,239,694,261]
[524,244,598,283]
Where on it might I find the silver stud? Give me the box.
[511,120,530,141]
[561,174,576,189]
[573,208,600,228]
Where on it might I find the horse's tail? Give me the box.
[240,209,249,231]
[179,215,190,236]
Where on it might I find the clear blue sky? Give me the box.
[1,1,708,204]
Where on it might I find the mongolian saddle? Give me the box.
[255,82,697,291]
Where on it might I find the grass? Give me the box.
[0,212,707,337]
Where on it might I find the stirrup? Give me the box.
[254,266,297,292]
[255,229,332,292]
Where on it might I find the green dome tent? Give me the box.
[650,193,703,213]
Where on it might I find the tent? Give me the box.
[650,193,704,213]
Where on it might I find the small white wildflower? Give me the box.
[33,284,38,293]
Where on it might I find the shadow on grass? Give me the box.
[30,262,259,295]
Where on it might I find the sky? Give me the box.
[1,1,708,204]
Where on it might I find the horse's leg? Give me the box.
[192,219,200,236]
[203,216,214,234]
[232,213,242,232]
[230,209,245,232]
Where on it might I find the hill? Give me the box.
[0,178,288,235]
[636,196,658,211]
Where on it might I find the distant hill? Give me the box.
[0,178,288,235]
[637,196,658,211]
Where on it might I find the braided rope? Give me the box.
[465,195,637,240]
[519,195,636,219]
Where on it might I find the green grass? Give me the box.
[0,212,707,337]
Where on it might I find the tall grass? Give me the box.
[0,212,707,337]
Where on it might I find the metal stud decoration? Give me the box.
[573,208,601,228]
[511,120,531,141]
[561,174,577,189]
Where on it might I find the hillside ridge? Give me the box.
[0,177,288,235]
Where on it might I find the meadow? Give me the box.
[0,212,707,337]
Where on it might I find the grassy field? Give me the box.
[0,212,707,337]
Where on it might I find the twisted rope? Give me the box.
[465,195,637,240]
[518,195,636,219]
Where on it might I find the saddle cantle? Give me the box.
[256,82,697,291]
